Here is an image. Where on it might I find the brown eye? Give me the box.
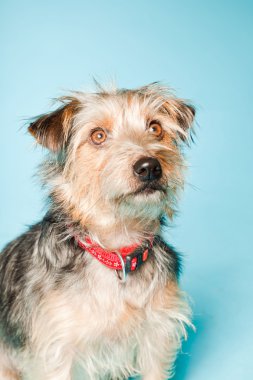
[90,128,107,145]
[148,121,163,139]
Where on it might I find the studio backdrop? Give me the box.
[0,1,252,379]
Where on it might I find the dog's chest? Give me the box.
[34,261,182,378]
[69,269,155,377]
[74,266,150,341]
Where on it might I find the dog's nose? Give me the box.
[133,157,162,182]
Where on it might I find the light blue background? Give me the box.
[1,1,253,379]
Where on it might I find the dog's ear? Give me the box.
[163,99,195,142]
[28,98,80,152]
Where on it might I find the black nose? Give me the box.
[133,157,162,182]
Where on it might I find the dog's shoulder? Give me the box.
[153,235,182,279]
[0,222,42,264]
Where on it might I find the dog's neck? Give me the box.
[51,197,163,250]
[83,216,161,250]
[78,196,165,249]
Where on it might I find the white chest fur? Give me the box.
[29,258,191,380]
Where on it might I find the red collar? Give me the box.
[77,236,153,275]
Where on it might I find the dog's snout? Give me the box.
[133,157,162,182]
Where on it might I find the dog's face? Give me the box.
[29,84,195,227]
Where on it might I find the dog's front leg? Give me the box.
[139,315,186,380]
[0,344,21,380]
[24,348,73,380]
[141,353,176,380]
[143,370,168,380]
[139,334,179,380]
[141,352,178,380]
[25,361,73,380]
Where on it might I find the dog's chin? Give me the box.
[116,187,165,220]
[121,183,166,207]
[131,182,166,197]
[110,182,167,218]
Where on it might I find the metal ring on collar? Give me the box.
[114,251,127,283]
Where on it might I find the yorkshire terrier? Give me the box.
[0,83,195,380]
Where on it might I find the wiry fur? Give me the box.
[0,83,195,379]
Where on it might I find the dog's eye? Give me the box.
[90,128,107,145]
[148,121,163,139]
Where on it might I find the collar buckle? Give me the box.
[125,240,151,274]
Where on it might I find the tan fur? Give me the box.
[1,370,19,380]
[0,345,21,380]
[29,98,80,151]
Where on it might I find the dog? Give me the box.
[0,83,195,380]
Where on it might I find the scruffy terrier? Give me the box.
[0,83,195,380]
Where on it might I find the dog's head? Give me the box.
[29,83,195,229]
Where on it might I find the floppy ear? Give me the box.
[28,98,79,152]
[163,99,195,142]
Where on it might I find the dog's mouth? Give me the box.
[132,181,166,196]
